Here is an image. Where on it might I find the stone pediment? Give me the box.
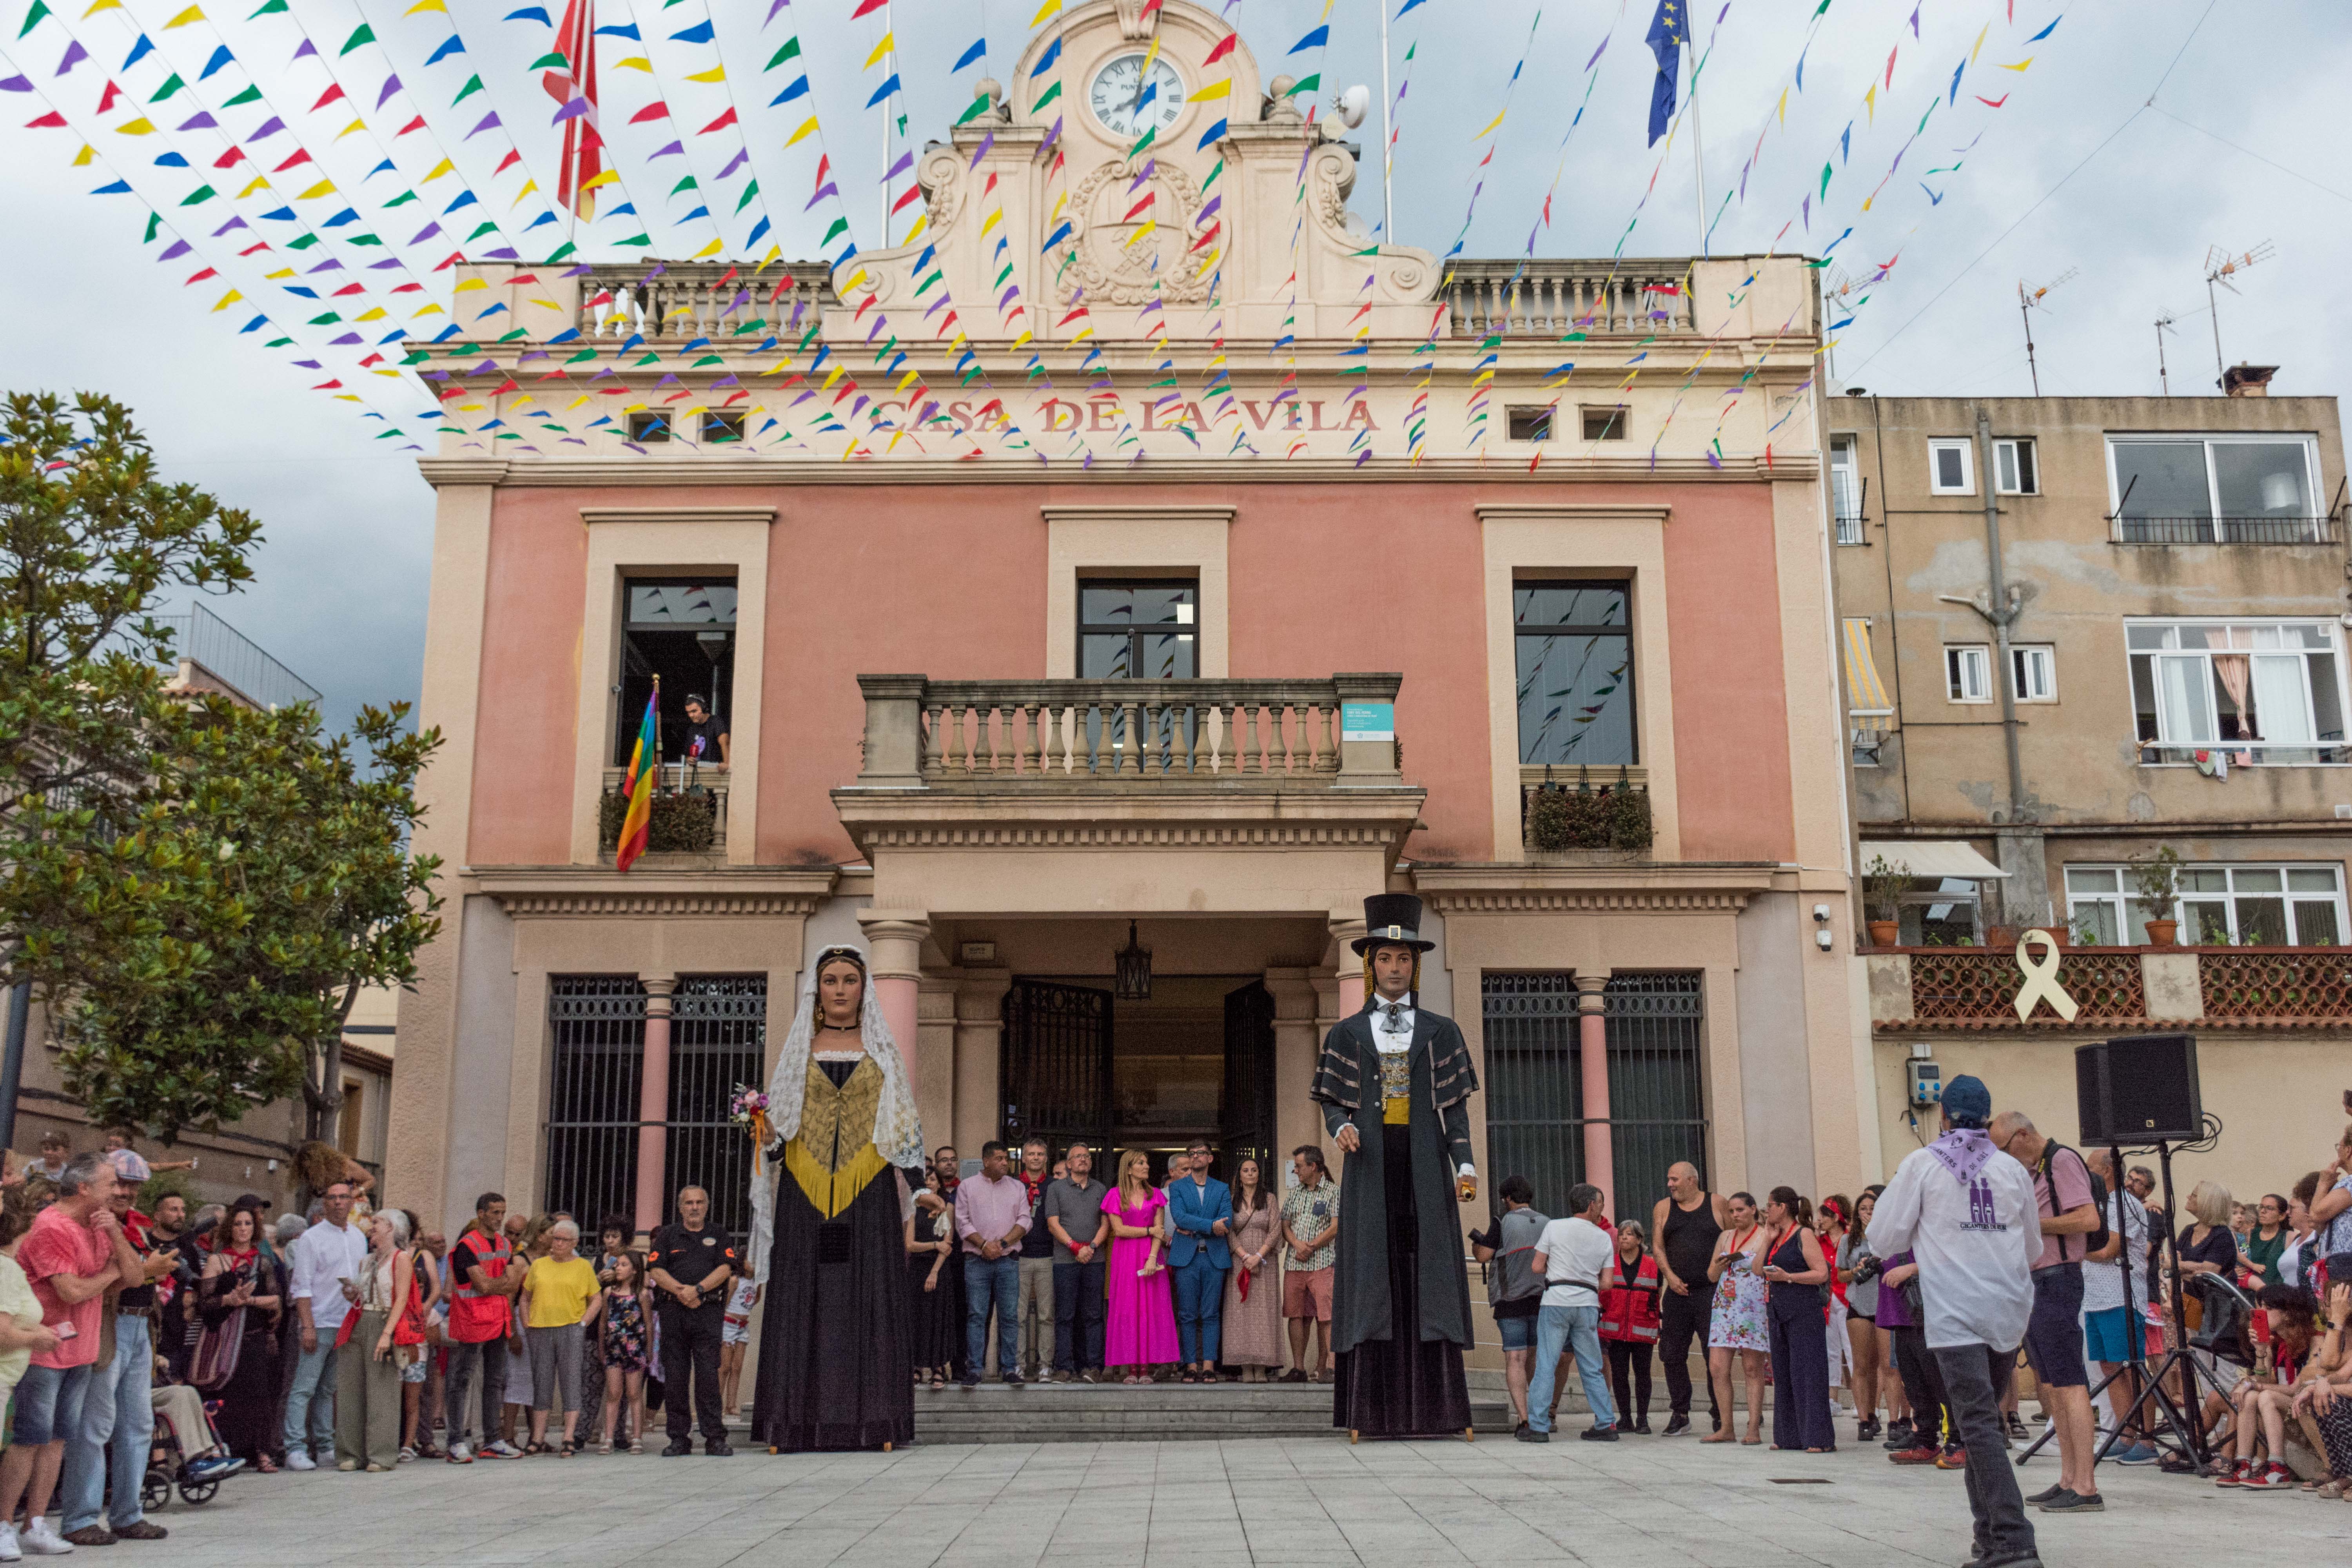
[830,0,1438,344]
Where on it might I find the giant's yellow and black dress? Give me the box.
[750,1053,915,1451]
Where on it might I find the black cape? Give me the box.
[750,1159,916,1452]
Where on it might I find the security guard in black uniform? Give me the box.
[646,1184,739,1455]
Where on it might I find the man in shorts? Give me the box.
[1280,1146,1339,1382]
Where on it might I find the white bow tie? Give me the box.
[1378,1002,1410,1035]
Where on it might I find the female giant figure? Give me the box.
[748,944,926,1451]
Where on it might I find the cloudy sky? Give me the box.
[3,0,2344,734]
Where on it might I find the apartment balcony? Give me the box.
[2112,515,2338,545]
[1867,944,2352,1029]
[1442,260,1697,338]
[832,673,1425,869]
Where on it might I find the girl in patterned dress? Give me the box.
[1703,1191,1771,1444]
[597,1252,651,1454]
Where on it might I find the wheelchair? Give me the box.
[137,1396,230,1512]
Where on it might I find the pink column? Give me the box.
[1575,974,1614,1223]
[859,914,931,1100]
[1330,917,1367,1019]
[634,978,677,1236]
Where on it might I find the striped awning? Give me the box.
[1842,617,1893,715]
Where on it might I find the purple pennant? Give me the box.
[880,150,912,183]
[211,216,248,235]
[803,182,837,210]
[177,112,216,130]
[293,40,317,61]
[0,74,32,92]
[716,148,748,179]
[158,239,192,261]
[559,263,594,277]
[467,360,499,375]
[307,258,344,272]
[967,130,995,168]
[650,139,684,157]
[765,0,789,22]
[466,111,502,137]
[329,332,363,344]
[482,246,519,259]
[250,116,286,139]
[552,94,589,123]
[293,359,323,369]
[409,221,443,243]
[376,73,402,109]
[56,40,88,75]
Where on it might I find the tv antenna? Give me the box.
[2203,241,2275,387]
[2016,269,2076,397]
[2154,312,2179,397]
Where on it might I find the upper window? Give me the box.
[2127,618,2347,764]
[2107,434,2323,543]
[2011,644,2057,703]
[1945,643,1991,704]
[1928,438,1974,495]
[2066,863,2345,946]
[1507,406,1555,443]
[614,578,737,767]
[1581,407,1628,442]
[1079,579,1197,681]
[1831,436,1864,545]
[1514,581,1635,767]
[625,410,672,444]
[1994,437,2038,495]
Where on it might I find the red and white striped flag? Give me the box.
[542,0,603,220]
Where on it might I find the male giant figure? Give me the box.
[1311,893,1479,1440]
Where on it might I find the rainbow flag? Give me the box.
[615,679,659,871]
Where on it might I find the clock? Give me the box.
[1087,51,1185,139]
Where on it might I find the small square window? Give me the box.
[1945,644,1991,702]
[1506,405,1554,442]
[1929,438,1975,495]
[1581,407,1627,441]
[701,410,746,444]
[1995,437,2038,495]
[2011,644,2056,702]
[625,410,673,443]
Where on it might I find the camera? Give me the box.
[1847,1250,1883,1285]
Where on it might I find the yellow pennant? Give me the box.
[422,157,455,181]
[1029,0,1061,25]
[353,307,387,322]
[581,168,619,190]
[116,118,156,134]
[263,266,295,279]
[690,236,724,258]
[410,302,445,316]
[1472,109,1506,140]
[785,116,818,147]
[901,212,927,241]
[1999,57,2033,71]
[71,143,94,165]
[162,5,203,27]
[404,0,448,14]
[686,65,725,83]
[210,289,242,311]
[1864,83,1877,121]
[863,34,893,69]
[297,179,335,199]
[1970,23,1989,63]
[82,1,124,15]
[454,277,487,292]
[613,55,652,72]
[1776,87,1788,125]
[236,174,267,196]
[1122,218,1157,248]
[510,179,539,207]
[1187,81,1230,102]
[335,117,366,140]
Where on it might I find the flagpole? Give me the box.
[882,0,896,248]
[1688,38,1708,257]
[1379,0,1394,239]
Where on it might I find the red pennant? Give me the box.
[495,148,522,174]
[490,378,520,396]
[97,79,122,113]
[25,111,66,128]
[696,108,737,134]
[396,114,426,136]
[312,379,345,390]
[212,145,246,168]
[1206,34,1238,65]
[273,149,312,172]
[185,267,217,284]
[890,184,922,214]
[851,0,888,15]
[629,101,669,124]
[237,240,268,255]
[332,283,366,297]
[312,84,346,111]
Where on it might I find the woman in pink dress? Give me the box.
[1101,1149,1179,1384]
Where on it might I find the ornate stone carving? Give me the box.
[1113,0,1156,40]
[1054,158,1212,307]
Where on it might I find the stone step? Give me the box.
[909,1380,1577,1445]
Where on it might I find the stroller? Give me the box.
[138,1388,244,1513]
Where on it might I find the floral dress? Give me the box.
[601,1288,649,1375]
[1709,1225,1771,1352]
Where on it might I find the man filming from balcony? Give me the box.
[681,695,728,771]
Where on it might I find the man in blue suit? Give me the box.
[1165,1138,1234,1381]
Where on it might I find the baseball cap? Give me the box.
[1942,1074,1992,1129]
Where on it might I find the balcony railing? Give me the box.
[2113,515,2337,545]
[850,675,1405,788]
[573,261,836,343]
[2133,740,2350,766]
[1871,945,2352,1027]
[599,765,729,853]
[151,602,320,713]
[1442,260,1696,337]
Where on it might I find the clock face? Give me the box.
[1088,52,1185,139]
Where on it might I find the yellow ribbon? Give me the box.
[2012,929,2079,1022]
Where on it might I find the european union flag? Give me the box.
[1645,0,1684,146]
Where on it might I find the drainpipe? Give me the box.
[1975,407,2027,828]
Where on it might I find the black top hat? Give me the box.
[1353,893,1435,955]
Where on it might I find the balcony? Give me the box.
[1868,944,2352,1029]
[572,260,836,344]
[2133,740,2350,767]
[833,674,1424,867]
[599,765,730,857]
[2113,515,2338,545]
[1519,767,1655,858]
[1442,260,1697,338]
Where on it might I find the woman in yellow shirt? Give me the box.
[519,1220,603,1455]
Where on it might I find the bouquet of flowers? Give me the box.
[729,1085,773,1172]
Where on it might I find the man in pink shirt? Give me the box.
[0,1153,144,1559]
[951,1142,1031,1387]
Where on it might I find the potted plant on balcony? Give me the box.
[1863,854,1907,947]
[2131,846,2183,945]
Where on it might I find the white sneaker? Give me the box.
[445,1441,474,1463]
[284,1450,317,1471]
[0,1522,21,1563]
[18,1521,71,1555]
[481,1440,522,1460]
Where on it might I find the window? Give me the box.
[2066,863,2345,946]
[2107,434,2323,543]
[1928,437,1974,495]
[1079,579,1197,680]
[1994,437,2038,495]
[1581,406,1627,441]
[1514,581,1635,766]
[625,410,672,443]
[2010,644,2056,702]
[1831,435,1865,544]
[613,578,737,766]
[1945,644,1991,703]
[1506,405,1555,442]
[2127,618,2347,764]
[701,410,745,443]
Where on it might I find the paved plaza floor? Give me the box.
[143,1429,2352,1568]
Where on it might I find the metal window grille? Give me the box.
[544,978,646,1234]
[668,976,767,1245]
[1481,971,1708,1218]
[542,975,766,1243]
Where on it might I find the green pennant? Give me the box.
[152,73,187,102]
[821,216,848,245]
[669,176,699,195]
[224,84,261,105]
[733,180,760,213]
[1031,80,1062,112]
[142,211,161,243]
[543,241,577,262]
[466,221,497,240]
[454,74,485,105]
[563,348,600,364]
[250,0,290,15]
[265,335,292,347]
[340,23,375,56]
[287,233,318,249]
[528,52,569,71]
[1290,73,1321,93]
[497,328,528,341]
[765,37,801,69]
[1126,125,1156,158]
[690,354,724,367]
[307,312,343,325]
[956,94,993,126]
[18,2,51,40]
[347,232,381,246]
[615,233,653,247]
[383,190,418,207]
[178,184,216,205]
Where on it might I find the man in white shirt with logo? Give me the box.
[1518,1183,1621,1443]
[1868,1076,2043,1568]
[282,1181,369,1471]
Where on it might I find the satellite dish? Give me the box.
[1333,84,1370,129]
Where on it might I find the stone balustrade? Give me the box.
[1867,945,2352,1028]
[851,674,1405,788]
[573,261,835,343]
[1442,260,1697,337]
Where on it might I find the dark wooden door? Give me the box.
[1001,980,1114,1163]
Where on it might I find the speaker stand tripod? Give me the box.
[2016,1138,2216,1473]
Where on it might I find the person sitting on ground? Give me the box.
[2289,1282,2352,1496]
[2213,1284,2319,1491]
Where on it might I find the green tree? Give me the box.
[52,699,443,1143]
[0,390,259,994]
